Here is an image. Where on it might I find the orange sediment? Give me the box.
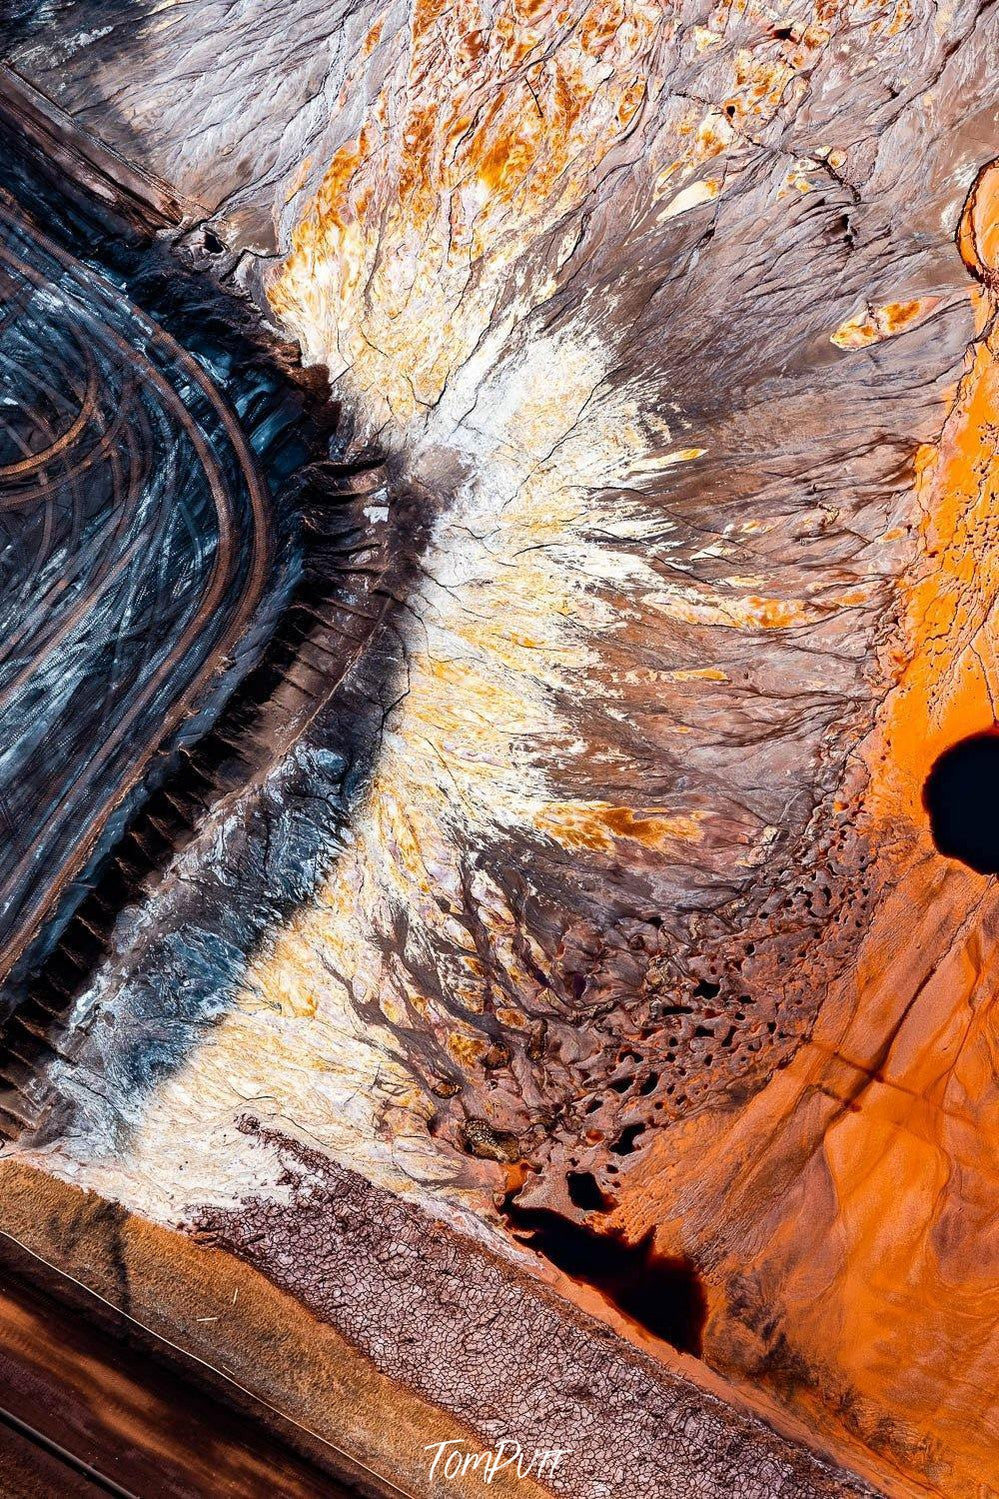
[611,168,999,1498]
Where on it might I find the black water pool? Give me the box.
[505,1199,708,1356]
[924,730,999,875]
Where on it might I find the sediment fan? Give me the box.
[0,0,994,1492]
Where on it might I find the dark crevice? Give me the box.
[504,1197,707,1356]
[610,1123,646,1156]
[566,1170,613,1213]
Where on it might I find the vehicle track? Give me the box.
[0,195,272,994]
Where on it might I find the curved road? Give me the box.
[0,195,272,988]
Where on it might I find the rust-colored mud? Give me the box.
[607,165,999,1499]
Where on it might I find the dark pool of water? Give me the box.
[924,730,999,875]
[505,1198,707,1356]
